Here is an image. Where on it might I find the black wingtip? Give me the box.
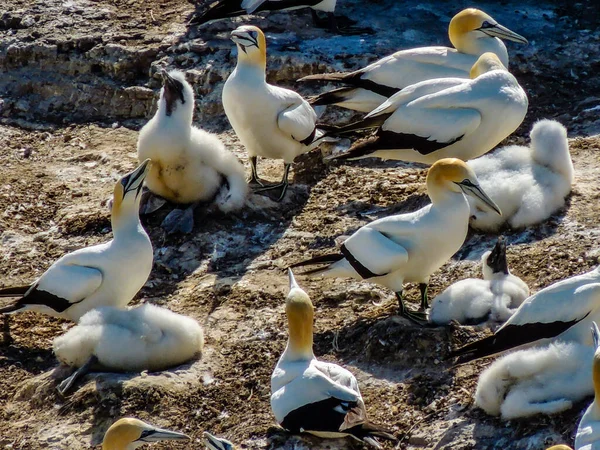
[0,303,23,314]
[289,253,344,269]
[332,137,382,161]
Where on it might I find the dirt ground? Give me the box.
[0,0,600,449]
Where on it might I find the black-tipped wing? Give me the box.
[0,285,31,297]
[189,0,246,25]
[1,284,77,314]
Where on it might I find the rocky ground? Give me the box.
[0,0,599,449]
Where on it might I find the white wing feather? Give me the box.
[36,263,103,303]
[278,99,317,143]
[343,226,409,276]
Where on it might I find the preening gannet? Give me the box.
[575,322,600,450]
[0,160,153,322]
[271,270,396,448]
[467,119,573,231]
[325,52,528,165]
[300,8,527,112]
[103,418,189,450]
[291,158,501,324]
[204,432,235,450]
[138,70,248,234]
[449,265,600,364]
[53,303,204,394]
[222,25,327,201]
[429,236,529,325]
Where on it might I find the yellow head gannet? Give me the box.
[137,70,248,234]
[0,161,153,322]
[271,270,396,447]
[326,52,528,165]
[429,236,529,325]
[467,119,573,231]
[53,303,204,394]
[575,322,600,449]
[547,447,573,450]
[222,25,327,201]
[450,265,600,364]
[300,8,528,112]
[204,432,235,450]
[102,418,189,450]
[291,158,501,324]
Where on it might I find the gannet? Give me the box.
[0,160,153,323]
[474,339,593,419]
[222,25,327,201]
[271,269,396,448]
[204,432,235,450]
[575,322,600,450]
[325,52,528,164]
[450,265,600,364]
[138,70,248,234]
[102,418,189,450]
[53,303,204,394]
[467,119,573,231]
[300,8,528,112]
[429,236,529,325]
[291,158,501,324]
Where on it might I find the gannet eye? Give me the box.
[480,20,493,28]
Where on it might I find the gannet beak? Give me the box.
[137,426,190,443]
[592,322,600,349]
[458,180,502,216]
[288,268,299,291]
[479,22,528,44]
[122,159,151,197]
[203,432,234,450]
[230,29,258,52]
[486,236,508,275]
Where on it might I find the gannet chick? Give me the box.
[138,70,248,234]
[0,161,153,325]
[53,303,204,395]
[204,432,235,450]
[449,265,600,364]
[575,322,600,450]
[271,270,396,448]
[474,340,593,419]
[103,418,189,450]
[325,53,528,164]
[222,25,328,201]
[291,158,501,324]
[467,119,573,231]
[300,8,527,112]
[429,236,529,325]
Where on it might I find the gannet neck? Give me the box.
[111,191,143,237]
[470,52,506,79]
[157,71,195,126]
[283,289,315,362]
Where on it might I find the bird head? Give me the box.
[483,236,508,278]
[112,159,151,219]
[449,9,527,52]
[469,52,506,78]
[102,418,189,450]
[285,269,314,358]
[158,70,194,121]
[230,25,266,69]
[427,158,501,215]
[203,432,235,450]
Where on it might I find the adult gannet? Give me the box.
[291,158,501,324]
[0,161,153,323]
[467,119,573,231]
[102,418,189,450]
[325,53,528,164]
[449,265,600,364]
[300,8,527,112]
[575,322,600,449]
[53,303,204,394]
[429,236,529,325]
[222,25,328,201]
[271,269,396,448]
[204,432,235,450]
[138,70,248,234]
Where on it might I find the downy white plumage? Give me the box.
[450,265,600,364]
[0,161,153,322]
[53,303,204,394]
[300,8,527,112]
[429,236,529,325]
[222,25,327,201]
[102,418,189,450]
[575,322,600,450]
[467,119,573,231]
[326,53,528,164]
[138,70,247,233]
[270,269,396,448]
[292,158,501,324]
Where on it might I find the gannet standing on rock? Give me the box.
[575,322,600,449]
[467,119,573,231]
[300,8,528,112]
[429,236,529,325]
[325,53,528,164]
[291,158,501,324]
[53,303,204,395]
[0,161,153,327]
[271,270,396,448]
[222,25,328,201]
[138,70,248,234]
[102,418,189,449]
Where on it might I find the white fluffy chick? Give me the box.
[138,70,248,233]
[475,340,593,420]
[429,236,529,325]
[468,119,573,231]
